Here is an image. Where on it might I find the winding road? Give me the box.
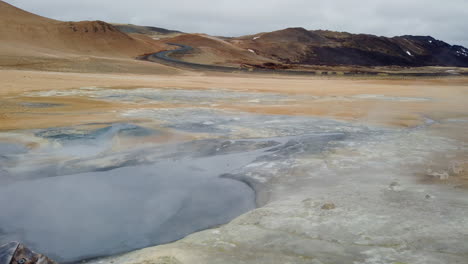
[146,43,246,73]
[143,43,312,74]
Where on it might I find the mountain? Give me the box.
[1,0,467,71]
[229,27,468,67]
[0,0,166,58]
[0,0,181,73]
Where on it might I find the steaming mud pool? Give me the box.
[1,87,467,264]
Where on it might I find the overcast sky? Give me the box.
[5,0,468,47]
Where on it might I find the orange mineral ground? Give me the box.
[1,70,467,128]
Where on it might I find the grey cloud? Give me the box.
[5,0,468,47]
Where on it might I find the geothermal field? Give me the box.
[1,1,468,263]
[0,71,467,264]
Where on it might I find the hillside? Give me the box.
[0,1,166,57]
[1,0,467,72]
[157,34,277,67]
[229,27,468,67]
[0,0,177,73]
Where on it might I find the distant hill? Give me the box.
[112,24,181,36]
[229,27,468,67]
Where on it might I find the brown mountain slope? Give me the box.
[230,27,327,64]
[229,27,468,67]
[0,0,165,57]
[0,1,178,73]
